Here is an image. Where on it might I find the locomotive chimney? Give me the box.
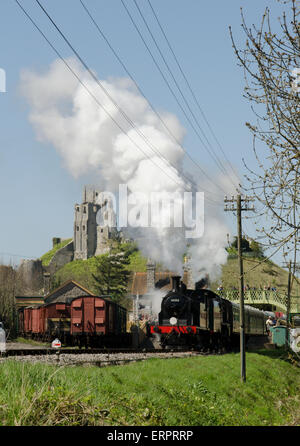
[171,276,181,292]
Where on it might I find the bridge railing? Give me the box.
[218,289,300,313]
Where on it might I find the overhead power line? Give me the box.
[15,0,224,205]
[33,0,193,191]
[132,0,227,176]
[146,0,240,187]
[14,0,192,196]
[122,0,236,187]
[79,0,226,198]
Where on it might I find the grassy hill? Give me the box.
[40,239,72,267]
[50,246,149,295]
[211,256,299,296]
[52,254,298,297]
[51,244,166,294]
[40,237,298,298]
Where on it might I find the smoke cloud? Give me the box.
[20,58,238,282]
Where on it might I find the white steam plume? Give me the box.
[20,58,238,282]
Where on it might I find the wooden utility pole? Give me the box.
[286,261,292,350]
[224,194,255,383]
[282,261,300,349]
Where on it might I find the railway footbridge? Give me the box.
[220,289,300,313]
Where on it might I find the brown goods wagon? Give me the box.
[70,296,109,335]
[31,307,46,334]
[44,302,71,337]
[23,307,33,333]
[18,308,24,334]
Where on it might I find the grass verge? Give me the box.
[0,350,299,426]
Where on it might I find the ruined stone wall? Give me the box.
[47,240,74,275]
[17,259,44,295]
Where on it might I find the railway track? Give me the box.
[0,347,202,368]
[1,347,197,357]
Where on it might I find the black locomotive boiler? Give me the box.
[150,276,268,350]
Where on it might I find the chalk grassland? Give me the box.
[0,351,299,426]
[212,258,298,296]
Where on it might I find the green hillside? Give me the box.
[40,239,72,267]
[50,253,298,297]
[52,256,100,293]
[40,235,298,299]
[51,244,148,294]
[211,257,299,297]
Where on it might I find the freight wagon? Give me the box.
[18,295,130,347]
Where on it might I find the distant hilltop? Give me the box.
[18,186,123,295]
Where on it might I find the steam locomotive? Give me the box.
[150,276,268,350]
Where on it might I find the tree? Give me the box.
[231,236,251,252]
[249,240,265,258]
[230,1,299,274]
[0,265,18,338]
[92,245,131,303]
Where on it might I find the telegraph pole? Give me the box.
[224,194,255,383]
[282,261,300,349]
[286,261,292,350]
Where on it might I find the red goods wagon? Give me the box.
[44,302,71,342]
[18,308,24,335]
[31,307,46,334]
[70,297,107,336]
[23,307,33,334]
[70,296,129,347]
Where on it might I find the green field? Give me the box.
[0,350,299,426]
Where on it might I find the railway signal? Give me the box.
[224,194,255,382]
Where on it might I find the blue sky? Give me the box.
[0,0,286,267]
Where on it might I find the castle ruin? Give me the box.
[74,186,117,260]
[18,186,118,295]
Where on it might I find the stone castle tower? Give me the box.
[74,186,117,260]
